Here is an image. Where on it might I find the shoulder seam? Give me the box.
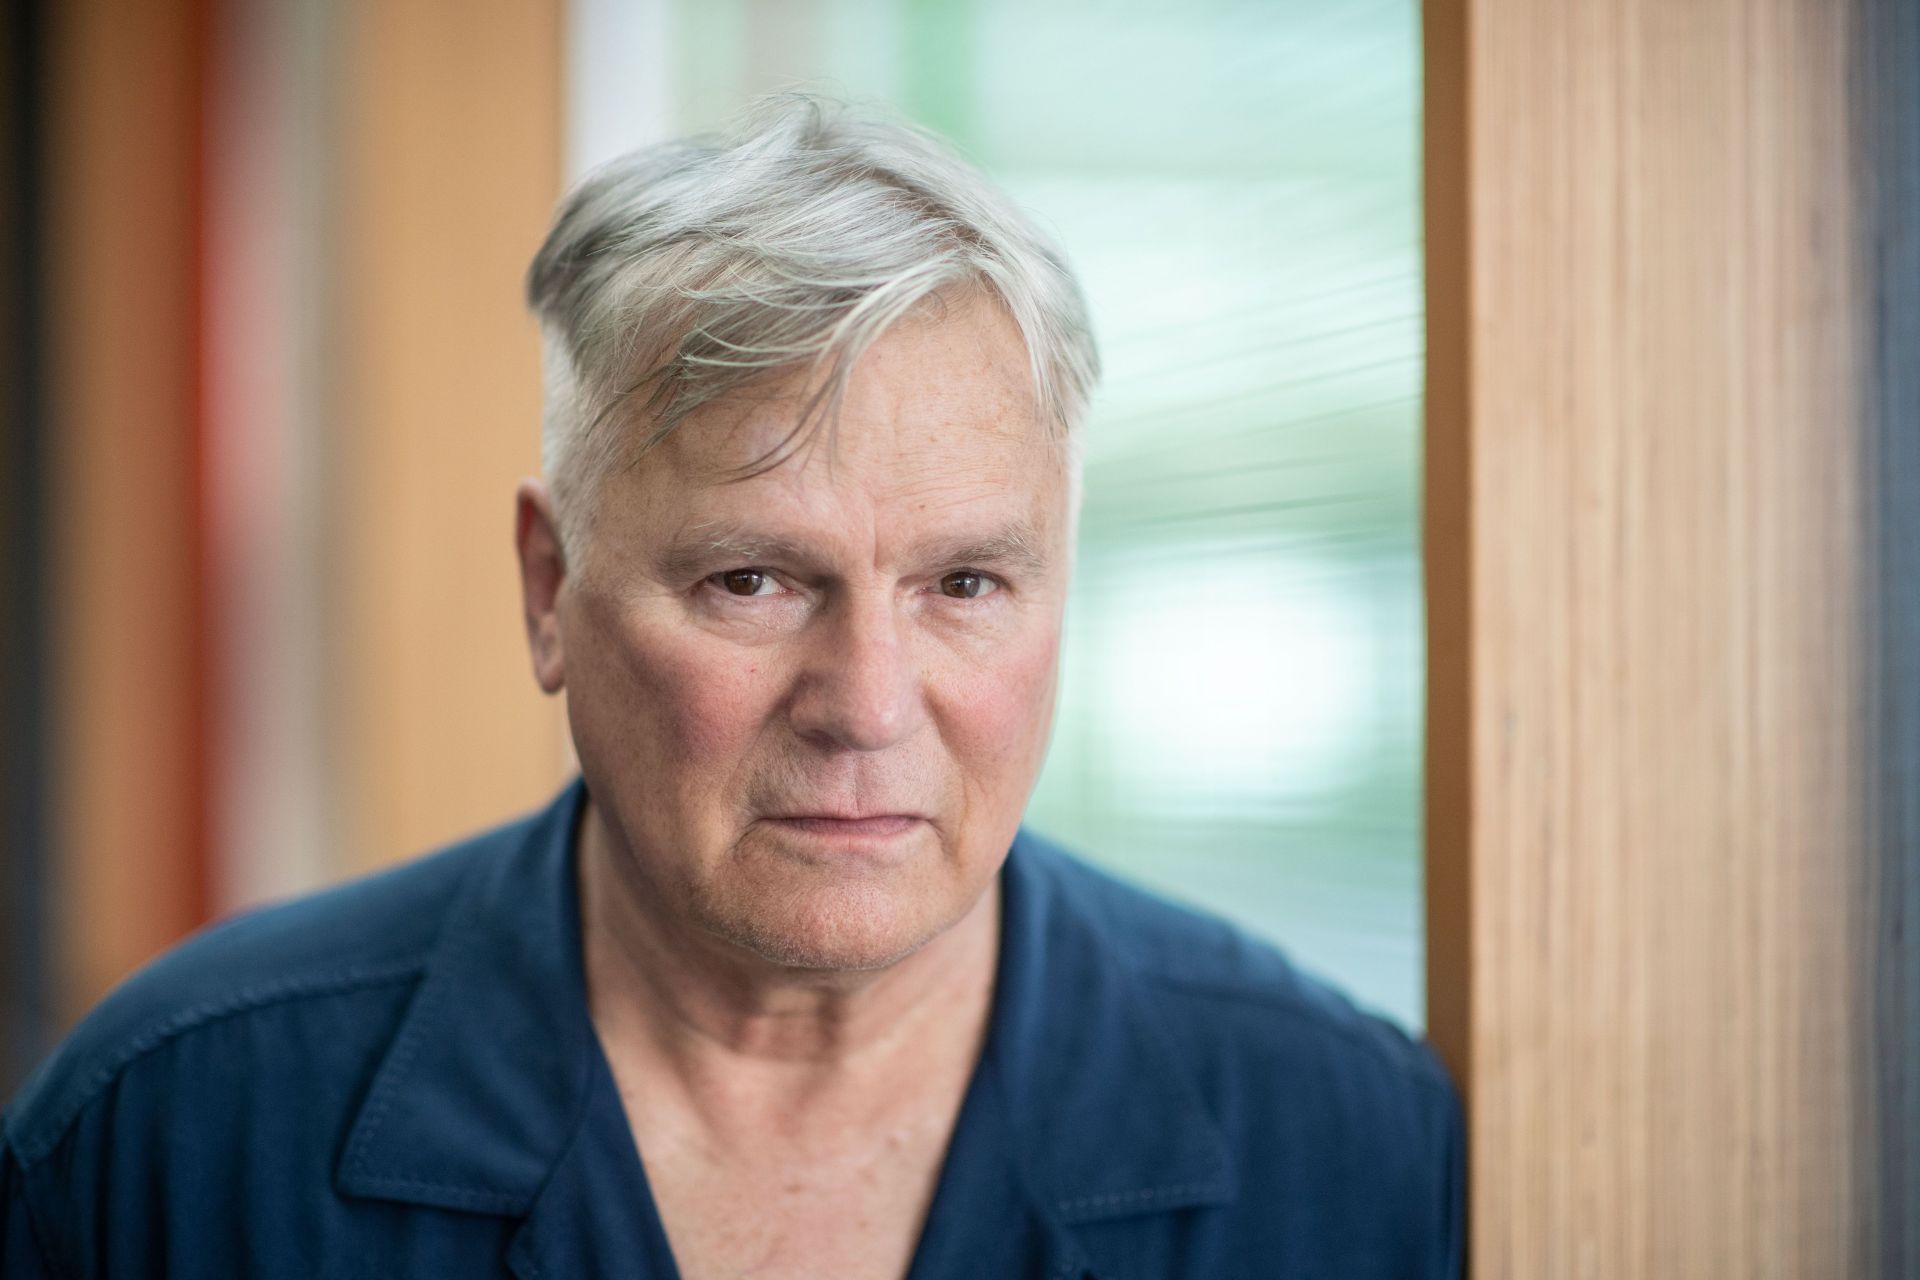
[9,962,423,1167]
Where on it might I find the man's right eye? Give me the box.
[714,568,777,597]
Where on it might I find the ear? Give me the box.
[514,478,568,694]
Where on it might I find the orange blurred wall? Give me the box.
[42,0,572,1026]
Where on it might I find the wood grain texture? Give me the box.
[1424,0,1916,1273]
[335,0,572,874]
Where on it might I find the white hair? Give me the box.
[525,93,1100,558]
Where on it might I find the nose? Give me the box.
[788,588,925,752]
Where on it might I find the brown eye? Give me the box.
[939,571,994,599]
[718,569,771,597]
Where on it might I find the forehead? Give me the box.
[616,294,1068,544]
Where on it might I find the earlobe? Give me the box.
[514,478,568,695]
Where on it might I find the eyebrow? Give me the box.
[654,518,1052,581]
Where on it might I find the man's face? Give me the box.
[538,291,1073,971]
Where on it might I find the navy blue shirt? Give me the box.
[3,780,1462,1278]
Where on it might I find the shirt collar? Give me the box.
[335,779,595,1214]
[335,779,1235,1232]
[988,828,1237,1223]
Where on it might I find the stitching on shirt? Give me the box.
[12,964,423,1167]
[335,1171,525,1213]
[339,955,444,1180]
[335,844,523,1198]
[1056,1180,1231,1215]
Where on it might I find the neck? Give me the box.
[577,797,1001,1129]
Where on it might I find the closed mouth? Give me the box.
[762,814,926,838]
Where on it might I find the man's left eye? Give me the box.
[715,568,779,597]
[938,571,998,600]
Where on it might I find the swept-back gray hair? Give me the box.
[525,93,1100,557]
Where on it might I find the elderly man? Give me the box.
[3,97,1460,1278]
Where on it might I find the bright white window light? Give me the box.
[1099,548,1374,809]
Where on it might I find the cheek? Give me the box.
[647,639,773,767]
[939,624,1062,774]
[570,600,783,791]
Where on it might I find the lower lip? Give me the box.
[765,815,925,840]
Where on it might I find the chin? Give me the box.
[695,870,965,973]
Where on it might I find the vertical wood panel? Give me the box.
[1425,0,1913,1273]
[336,0,570,873]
